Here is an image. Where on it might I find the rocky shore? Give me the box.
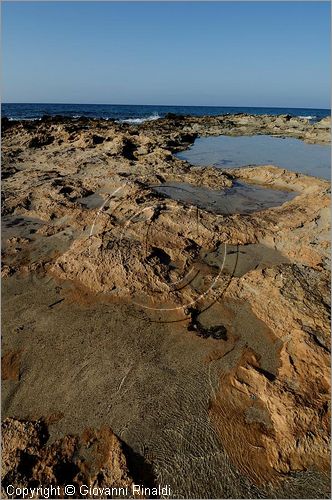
[1,114,331,498]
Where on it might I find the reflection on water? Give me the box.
[177,135,331,180]
[153,181,296,215]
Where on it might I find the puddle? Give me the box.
[176,135,331,180]
[2,215,44,242]
[198,298,283,375]
[152,181,295,215]
[76,192,104,209]
[2,215,75,268]
[177,243,289,307]
[203,243,290,277]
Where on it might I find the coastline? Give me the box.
[2,103,330,125]
[1,113,331,498]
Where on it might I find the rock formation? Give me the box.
[1,418,140,499]
[1,114,330,498]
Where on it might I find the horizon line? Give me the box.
[2,102,331,111]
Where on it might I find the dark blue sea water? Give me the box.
[2,103,330,123]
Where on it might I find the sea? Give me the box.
[2,103,330,123]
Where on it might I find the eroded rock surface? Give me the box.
[209,265,330,484]
[1,114,330,498]
[1,418,144,499]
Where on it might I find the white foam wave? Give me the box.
[6,117,42,121]
[117,113,161,124]
[298,115,316,120]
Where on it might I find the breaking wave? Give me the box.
[7,117,42,121]
[298,115,316,120]
[117,113,161,124]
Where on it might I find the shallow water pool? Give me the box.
[176,135,331,180]
[153,181,296,215]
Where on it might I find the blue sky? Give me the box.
[2,1,330,108]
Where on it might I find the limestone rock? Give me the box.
[1,418,137,499]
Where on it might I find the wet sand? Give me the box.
[3,274,330,499]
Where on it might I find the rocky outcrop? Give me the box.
[1,114,330,495]
[141,113,331,145]
[1,418,140,499]
[209,264,330,485]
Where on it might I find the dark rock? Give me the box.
[165,113,185,121]
[122,138,137,160]
[29,135,55,148]
[1,117,13,132]
[187,307,228,340]
[92,134,104,145]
